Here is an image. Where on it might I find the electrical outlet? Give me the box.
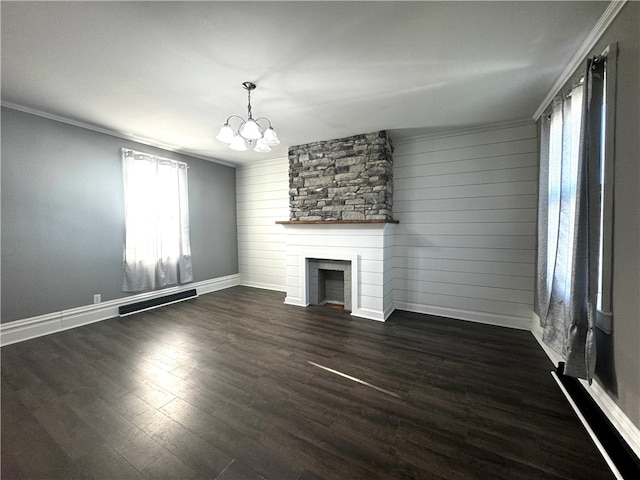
[93,294,101,304]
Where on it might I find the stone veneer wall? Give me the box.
[288,131,393,221]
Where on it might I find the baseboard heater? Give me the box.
[552,363,640,480]
[119,289,198,317]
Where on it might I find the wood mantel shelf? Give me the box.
[276,219,399,225]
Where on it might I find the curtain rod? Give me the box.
[122,148,189,168]
[532,1,626,120]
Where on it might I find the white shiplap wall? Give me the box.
[392,121,538,329]
[236,157,289,291]
[236,123,538,329]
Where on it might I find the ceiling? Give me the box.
[1,1,609,165]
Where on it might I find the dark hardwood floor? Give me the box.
[2,286,613,479]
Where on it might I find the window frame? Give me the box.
[121,148,193,292]
[541,44,616,334]
[597,43,617,333]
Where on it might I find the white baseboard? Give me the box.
[551,372,625,480]
[283,297,392,322]
[284,296,305,307]
[383,303,396,321]
[194,274,241,295]
[531,312,640,462]
[581,377,640,461]
[1,313,65,347]
[0,274,240,347]
[351,307,386,322]
[394,301,532,330]
[240,280,286,293]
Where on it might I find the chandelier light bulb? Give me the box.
[254,138,271,153]
[262,126,280,146]
[240,119,262,140]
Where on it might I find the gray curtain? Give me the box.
[537,57,605,382]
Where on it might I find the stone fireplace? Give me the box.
[288,131,393,221]
[278,131,397,322]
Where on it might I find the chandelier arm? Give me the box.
[226,115,248,136]
[225,115,247,125]
[253,117,272,128]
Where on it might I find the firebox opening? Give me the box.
[319,270,345,308]
[308,259,352,312]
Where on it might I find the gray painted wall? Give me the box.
[1,107,238,323]
[590,2,639,430]
[537,2,639,430]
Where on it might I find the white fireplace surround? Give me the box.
[280,223,396,322]
[308,258,352,310]
[300,252,358,311]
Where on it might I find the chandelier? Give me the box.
[215,82,280,152]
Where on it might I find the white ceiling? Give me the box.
[1,1,609,165]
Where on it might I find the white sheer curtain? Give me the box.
[122,149,193,292]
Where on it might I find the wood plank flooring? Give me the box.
[2,286,614,479]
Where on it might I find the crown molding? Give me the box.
[390,118,534,146]
[236,155,289,169]
[1,101,236,168]
[533,0,627,120]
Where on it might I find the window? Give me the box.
[122,148,193,292]
[537,45,616,379]
[543,46,615,332]
[596,44,616,332]
[546,83,584,304]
